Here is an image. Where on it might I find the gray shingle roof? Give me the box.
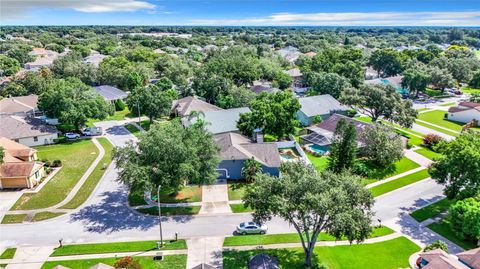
[298,94,348,117]
[195,107,251,134]
[94,85,128,101]
[215,132,281,168]
[0,115,57,139]
[172,96,222,117]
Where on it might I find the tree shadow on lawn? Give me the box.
[223,248,324,269]
[69,188,193,234]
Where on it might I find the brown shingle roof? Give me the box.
[458,101,480,108]
[0,137,36,159]
[0,115,57,140]
[0,95,38,115]
[457,247,480,269]
[214,132,281,168]
[420,249,469,269]
[172,96,222,117]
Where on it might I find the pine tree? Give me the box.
[328,119,357,173]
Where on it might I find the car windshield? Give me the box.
[248,222,256,226]
[239,223,245,228]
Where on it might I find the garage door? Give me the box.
[1,178,28,189]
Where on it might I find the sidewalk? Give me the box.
[6,246,54,269]
[186,237,224,269]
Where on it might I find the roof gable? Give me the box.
[298,95,348,117]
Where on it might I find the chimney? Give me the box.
[253,127,264,143]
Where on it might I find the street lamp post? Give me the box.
[137,103,141,123]
[157,185,163,249]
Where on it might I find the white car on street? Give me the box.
[236,222,268,235]
[65,132,80,140]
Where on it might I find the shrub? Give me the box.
[423,133,444,149]
[115,99,126,111]
[51,160,62,167]
[312,115,323,124]
[113,256,141,269]
[424,240,449,253]
[448,197,480,242]
[347,109,357,117]
[43,161,51,167]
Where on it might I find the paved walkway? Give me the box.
[186,237,224,269]
[5,246,54,269]
[8,138,106,217]
[199,184,231,215]
[404,149,433,167]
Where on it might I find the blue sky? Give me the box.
[2,0,480,26]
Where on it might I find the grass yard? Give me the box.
[306,154,329,172]
[1,214,26,224]
[60,138,114,209]
[366,157,420,182]
[41,254,187,269]
[415,120,460,137]
[427,219,478,250]
[11,140,98,210]
[414,147,443,160]
[223,236,419,269]
[139,120,151,131]
[86,107,131,127]
[461,87,480,94]
[418,110,464,132]
[124,123,141,136]
[50,240,186,257]
[32,212,65,222]
[230,204,253,213]
[158,185,202,203]
[439,102,457,107]
[369,169,430,197]
[137,206,201,216]
[0,248,16,259]
[228,181,248,201]
[410,198,455,222]
[224,226,394,247]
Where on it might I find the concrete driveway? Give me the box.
[0,191,23,220]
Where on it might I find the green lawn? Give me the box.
[86,107,131,127]
[137,206,201,216]
[60,138,114,209]
[224,226,394,247]
[230,204,253,213]
[439,102,457,107]
[228,181,248,201]
[1,214,26,224]
[369,169,430,197]
[366,157,420,182]
[461,87,480,94]
[11,140,98,210]
[410,198,455,222]
[0,248,16,259]
[414,147,443,160]
[306,154,329,172]
[415,120,460,137]
[50,240,186,257]
[223,236,420,269]
[427,219,478,250]
[139,120,151,131]
[32,212,65,222]
[124,123,141,136]
[418,110,464,132]
[157,185,202,203]
[41,254,187,269]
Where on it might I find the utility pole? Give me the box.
[157,185,163,249]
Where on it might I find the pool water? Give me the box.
[281,153,295,160]
[308,144,330,155]
[381,79,408,95]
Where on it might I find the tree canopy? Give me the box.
[328,119,357,173]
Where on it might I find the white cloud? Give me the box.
[1,0,155,20]
[190,11,480,26]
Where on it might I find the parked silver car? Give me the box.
[236,222,267,235]
[64,132,80,140]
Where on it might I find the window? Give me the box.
[33,136,38,142]
[35,171,40,179]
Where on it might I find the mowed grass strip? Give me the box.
[0,248,16,259]
[159,185,202,203]
[230,204,253,213]
[50,239,187,257]
[223,226,394,247]
[32,212,65,222]
[418,110,465,132]
[11,140,98,210]
[410,198,455,222]
[414,147,443,160]
[60,138,114,209]
[223,236,420,269]
[415,120,460,137]
[1,214,26,224]
[369,169,430,197]
[41,254,187,269]
[366,157,420,181]
[137,206,201,216]
[427,219,478,250]
[124,123,141,137]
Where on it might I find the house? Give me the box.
[447,101,480,126]
[302,113,371,148]
[277,46,301,63]
[0,115,58,147]
[0,137,45,189]
[304,52,317,57]
[28,48,58,58]
[188,107,251,134]
[25,48,59,71]
[365,66,379,80]
[250,81,279,94]
[94,85,128,103]
[417,247,480,269]
[284,68,304,88]
[365,75,408,95]
[296,94,349,126]
[215,132,281,179]
[171,96,223,117]
[0,95,40,116]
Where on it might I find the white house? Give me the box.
[447,101,480,126]
[0,115,58,147]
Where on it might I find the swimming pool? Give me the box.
[308,144,330,155]
[381,79,408,95]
